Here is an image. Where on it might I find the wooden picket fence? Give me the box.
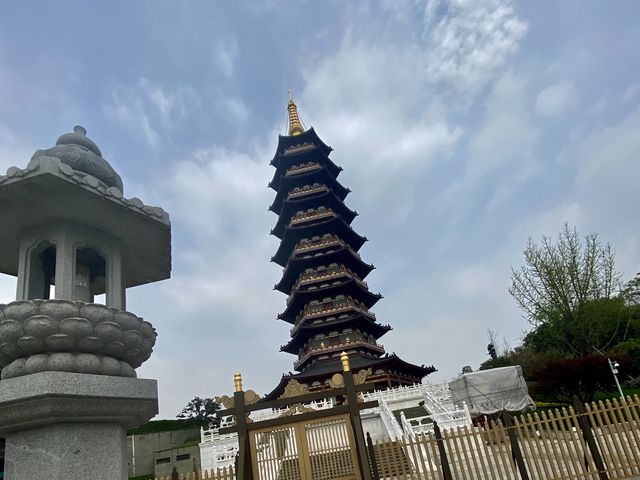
[154,466,235,480]
[368,395,640,480]
[153,395,639,480]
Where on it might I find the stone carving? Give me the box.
[278,379,309,399]
[328,373,344,389]
[216,389,260,409]
[0,299,156,379]
[216,395,234,409]
[279,403,314,417]
[30,126,124,191]
[353,368,372,385]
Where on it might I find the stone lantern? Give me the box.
[0,126,171,479]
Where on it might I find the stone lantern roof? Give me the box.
[32,125,124,191]
[0,126,171,288]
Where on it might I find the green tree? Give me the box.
[509,224,624,356]
[177,396,220,428]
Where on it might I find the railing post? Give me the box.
[341,352,373,480]
[233,372,252,480]
[433,421,453,480]
[573,397,609,480]
[366,432,380,480]
[501,411,530,480]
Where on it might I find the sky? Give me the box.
[0,0,639,419]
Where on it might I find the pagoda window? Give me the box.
[26,240,57,300]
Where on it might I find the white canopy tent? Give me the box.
[449,366,535,416]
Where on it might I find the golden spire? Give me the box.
[287,90,305,136]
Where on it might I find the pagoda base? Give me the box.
[0,371,158,480]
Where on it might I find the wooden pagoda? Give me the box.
[265,95,435,399]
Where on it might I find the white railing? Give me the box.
[378,397,404,441]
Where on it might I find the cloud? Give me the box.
[535,80,578,116]
[103,78,202,147]
[212,38,238,78]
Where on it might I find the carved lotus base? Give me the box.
[0,300,156,379]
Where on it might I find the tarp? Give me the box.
[448,365,535,415]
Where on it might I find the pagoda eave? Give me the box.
[272,217,367,267]
[278,279,382,322]
[270,127,333,168]
[275,248,375,294]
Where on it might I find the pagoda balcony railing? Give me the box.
[289,297,374,334]
[287,184,328,200]
[294,340,385,369]
[292,236,363,261]
[293,235,341,254]
[286,267,368,306]
[289,208,336,227]
[285,162,321,177]
[283,142,315,156]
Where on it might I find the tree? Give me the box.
[531,354,632,402]
[177,397,220,428]
[509,224,624,356]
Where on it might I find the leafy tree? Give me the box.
[510,224,625,356]
[622,273,640,306]
[177,397,220,428]
[531,354,632,402]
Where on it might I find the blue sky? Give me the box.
[1,1,639,418]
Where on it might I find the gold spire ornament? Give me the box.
[340,351,351,372]
[287,90,306,136]
[234,372,243,392]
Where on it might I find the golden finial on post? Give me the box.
[340,351,350,372]
[287,90,305,136]
[234,372,243,392]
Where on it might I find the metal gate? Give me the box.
[250,413,362,480]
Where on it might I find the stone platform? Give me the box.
[0,371,158,480]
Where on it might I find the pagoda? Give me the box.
[265,95,435,399]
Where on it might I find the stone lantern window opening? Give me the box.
[74,246,107,304]
[26,240,57,300]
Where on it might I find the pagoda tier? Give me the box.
[263,353,436,401]
[269,166,350,214]
[269,147,342,192]
[271,216,367,267]
[275,250,375,294]
[271,190,358,239]
[270,127,332,168]
[266,97,435,399]
[278,277,382,324]
[280,313,392,354]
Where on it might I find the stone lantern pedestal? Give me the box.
[0,372,158,480]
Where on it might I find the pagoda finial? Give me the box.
[287,90,305,136]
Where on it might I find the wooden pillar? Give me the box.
[573,397,609,480]
[433,422,453,480]
[501,411,530,480]
[233,373,252,480]
[341,352,373,480]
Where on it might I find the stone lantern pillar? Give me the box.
[0,126,171,480]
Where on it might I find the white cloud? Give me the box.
[213,38,238,78]
[535,80,577,116]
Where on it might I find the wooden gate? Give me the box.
[218,352,376,480]
[250,413,362,480]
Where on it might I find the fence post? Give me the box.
[233,372,252,480]
[501,411,530,480]
[573,397,609,480]
[341,352,373,480]
[433,421,453,480]
[366,432,380,479]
